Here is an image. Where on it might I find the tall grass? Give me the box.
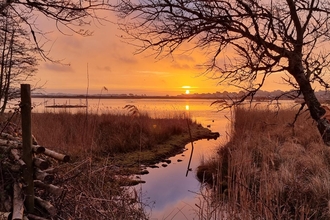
[31,111,191,157]
[197,106,330,219]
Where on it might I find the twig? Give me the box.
[185,117,194,177]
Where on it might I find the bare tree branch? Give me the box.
[113,0,330,144]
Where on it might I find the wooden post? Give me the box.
[21,84,34,213]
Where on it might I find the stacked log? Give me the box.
[0,132,70,220]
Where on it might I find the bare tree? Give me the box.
[0,1,111,59]
[113,0,330,144]
[0,1,110,110]
[0,10,39,113]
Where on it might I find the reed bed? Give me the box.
[197,106,330,219]
[31,110,191,157]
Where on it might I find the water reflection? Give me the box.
[137,139,221,220]
[185,104,190,111]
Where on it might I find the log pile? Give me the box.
[0,130,70,220]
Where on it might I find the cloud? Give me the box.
[116,55,138,64]
[96,66,111,72]
[170,62,191,70]
[136,70,170,76]
[43,63,74,73]
[176,54,196,62]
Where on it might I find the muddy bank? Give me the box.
[111,124,219,175]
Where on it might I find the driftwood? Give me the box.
[34,180,65,198]
[12,182,24,220]
[35,196,57,217]
[34,169,54,184]
[33,158,49,170]
[10,149,27,169]
[43,148,70,162]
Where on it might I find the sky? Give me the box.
[31,9,293,96]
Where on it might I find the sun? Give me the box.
[182,86,191,94]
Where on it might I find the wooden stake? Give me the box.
[21,84,34,213]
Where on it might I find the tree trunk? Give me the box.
[292,67,330,144]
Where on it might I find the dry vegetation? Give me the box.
[31,111,191,156]
[197,106,330,219]
[1,109,206,219]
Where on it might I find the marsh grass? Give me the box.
[31,111,191,157]
[197,106,330,219]
[27,110,196,219]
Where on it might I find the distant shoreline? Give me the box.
[31,95,221,100]
[31,94,293,101]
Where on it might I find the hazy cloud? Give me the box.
[176,54,196,62]
[115,55,138,64]
[170,62,191,70]
[59,36,83,50]
[136,70,170,76]
[97,66,111,72]
[43,63,74,72]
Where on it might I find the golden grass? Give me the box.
[197,106,330,219]
[31,111,192,157]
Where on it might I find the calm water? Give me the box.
[27,98,298,219]
[26,98,298,219]
[28,98,231,219]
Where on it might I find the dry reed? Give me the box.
[197,106,330,219]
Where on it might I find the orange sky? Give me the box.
[33,11,293,96]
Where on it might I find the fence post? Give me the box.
[21,84,34,212]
